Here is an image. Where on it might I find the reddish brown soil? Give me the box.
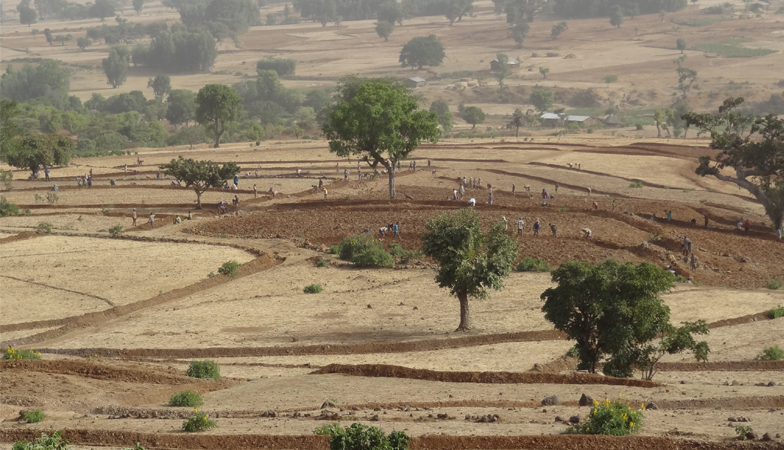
[0,360,221,385]
[1,429,778,450]
[312,364,661,388]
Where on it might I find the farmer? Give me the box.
[344,169,349,181]
[488,191,494,205]
[533,219,540,237]
[703,212,709,229]
[666,210,672,222]
[612,201,616,212]
[512,183,516,197]
[549,223,558,237]
[379,225,388,237]
[743,219,751,233]
[149,212,155,229]
[132,208,137,227]
[253,184,258,198]
[690,253,699,272]
[459,184,465,199]
[541,188,548,199]
[188,211,193,220]
[554,182,559,193]
[44,168,50,182]
[592,201,599,210]
[587,187,592,196]
[683,236,692,255]
[502,216,508,232]
[232,195,239,211]
[468,198,476,207]
[517,216,524,235]
[581,227,592,240]
[393,222,400,239]
[269,187,278,198]
[322,186,328,201]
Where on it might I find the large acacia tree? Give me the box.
[421,208,518,331]
[195,84,243,148]
[322,81,439,199]
[684,97,784,239]
[0,119,73,177]
[161,156,239,209]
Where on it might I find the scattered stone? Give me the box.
[645,403,659,411]
[768,381,776,387]
[373,407,381,411]
[541,395,560,406]
[370,415,379,421]
[731,380,739,386]
[761,433,773,442]
[465,414,471,420]
[554,416,564,423]
[261,411,277,418]
[569,415,580,424]
[436,413,448,419]
[321,400,337,409]
[746,431,759,441]
[728,417,736,422]
[579,394,594,406]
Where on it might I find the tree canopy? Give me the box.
[166,89,197,127]
[684,97,784,239]
[552,0,686,18]
[375,20,394,41]
[1,132,73,176]
[89,0,116,20]
[551,21,567,39]
[461,106,485,129]
[530,89,554,112]
[195,84,244,148]
[322,81,439,199]
[541,260,707,377]
[161,156,240,208]
[148,75,171,99]
[0,60,70,108]
[676,38,687,53]
[421,208,518,331]
[130,25,217,72]
[429,100,453,133]
[399,35,445,69]
[493,54,512,93]
[102,46,130,88]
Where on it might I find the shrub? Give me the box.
[23,410,46,423]
[516,257,552,272]
[758,345,784,361]
[769,305,784,319]
[315,423,409,450]
[0,196,21,217]
[122,444,145,450]
[182,409,217,432]
[169,390,204,407]
[3,347,42,360]
[735,424,753,440]
[352,245,394,268]
[217,260,240,277]
[108,225,124,236]
[37,222,53,234]
[304,284,323,294]
[316,259,329,268]
[766,279,782,290]
[390,244,421,264]
[12,431,70,450]
[186,360,220,379]
[635,124,644,131]
[629,182,643,188]
[329,245,341,254]
[568,398,643,436]
[566,346,580,358]
[256,57,296,77]
[338,235,375,260]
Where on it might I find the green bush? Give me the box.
[516,257,552,272]
[316,259,329,268]
[390,244,421,264]
[23,410,46,423]
[169,390,205,407]
[629,182,643,188]
[329,245,341,254]
[766,279,782,290]
[186,360,220,379]
[37,222,53,234]
[12,431,70,450]
[352,245,394,268]
[735,424,753,440]
[566,346,580,358]
[769,305,784,319]
[315,423,409,450]
[108,225,124,236]
[568,398,643,436]
[122,444,145,450]
[0,196,21,217]
[338,235,375,260]
[758,345,784,361]
[3,346,42,360]
[182,410,217,432]
[304,284,323,294]
[217,260,240,277]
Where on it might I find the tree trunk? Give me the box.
[515,127,519,138]
[195,189,203,209]
[456,291,471,331]
[388,165,396,199]
[656,124,661,137]
[213,129,222,148]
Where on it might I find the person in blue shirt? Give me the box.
[393,222,400,239]
[233,175,239,187]
[533,219,540,236]
[44,168,50,181]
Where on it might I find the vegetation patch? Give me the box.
[315,423,409,450]
[182,409,217,432]
[568,398,643,436]
[516,257,552,272]
[693,39,776,58]
[217,260,241,278]
[169,390,204,407]
[186,360,220,379]
[304,284,323,294]
[3,347,41,360]
[12,431,70,450]
[757,345,783,361]
[672,17,731,27]
[769,305,784,319]
[23,410,46,423]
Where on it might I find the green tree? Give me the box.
[429,100,453,133]
[494,53,512,93]
[676,38,687,53]
[161,156,240,208]
[0,100,24,163]
[421,208,517,331]
[315,423,409,450]
[77,37,91,50]
[509,107,525,137]
[634,321,709,380]
[674,59,697,98]
[0,60,70,107]
[19,5,37,26]
[102,46,130,88]
[89,0,116,20]
[399,35,445,69]
[375,20,394,41]
[43,28,53,45]
[147,75,171,100]
[603,74,618,87]
[540,260,676,374]
[378,1,403,24]
[684,97,784,240]
[266,13,277,25]
[1,133,72,177]
[166,89,196,127]
[195,84,244,148]
[322,81,439,199]
[654,109,670,137]
[133,0,145,15]
[529,89,554,112]
[551,21,567,39]
[610,5,623,27]
[461,106,485,129]
[539,66,549,79]
[32,28,39,38]
[511,22,529,48]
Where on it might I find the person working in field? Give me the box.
[322,186,328,201]
[517,217,524,236]
[533,219,540,237]
[149,212,155,229]
[253,184,258,198]
[581,227,592,240]
[549,223,558,237]
[132,208,137,227]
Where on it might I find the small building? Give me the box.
[603,114,623,127]
[566,115,597,127]
[540,112,561,127]
[405,77,426,88]
[490,57,520,71]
